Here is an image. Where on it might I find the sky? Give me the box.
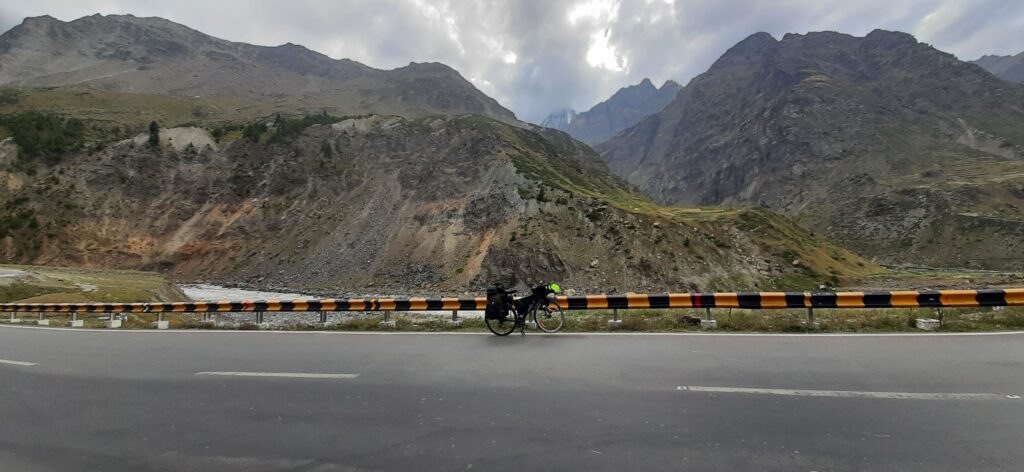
[1,0,1022,122]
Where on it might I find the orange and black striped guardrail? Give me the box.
[1,288,1022,313]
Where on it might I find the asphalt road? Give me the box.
[1,326,1023,471]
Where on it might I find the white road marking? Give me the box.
[195,371,359,379]
[0,358,37,366]
[677,386,1019,401]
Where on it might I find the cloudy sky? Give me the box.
[1,0,1022,122]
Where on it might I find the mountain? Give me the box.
[972,52,1024,83]
[599,30,1024,270]
[542,78,681,145]
[0,14,877,294]
[541,108,577,130]
[0,111,873,294]
[0,14,516,122]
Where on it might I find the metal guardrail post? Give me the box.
[319,311,327,323]
[256,311,264,324]
[38,312,44,321]
[807,307,814,324]
[158,312,163,323]
[613,308,619,322]
[705,307,712,320]
[451,310,458,322]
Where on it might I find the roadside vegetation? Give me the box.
[6,307,1022,333]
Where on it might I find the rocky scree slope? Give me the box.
[600,30,1024,270]
[542,78,681,146]
[0,14,516,123]
[0,114,872,295]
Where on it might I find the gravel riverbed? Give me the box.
[177,284,483,329]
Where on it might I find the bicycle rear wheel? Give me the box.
[533,300,564,333]
[485,307,517,336]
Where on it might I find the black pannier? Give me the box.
[485,284,510,320]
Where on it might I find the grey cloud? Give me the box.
[1,1,1023,122]
[0,6,18,33]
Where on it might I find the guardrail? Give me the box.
[1,287,1022,316]
[1,288,1022,314]
[1,288,1023,314]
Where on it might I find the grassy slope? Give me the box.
[0,264,189,303]
[477,116,880,288]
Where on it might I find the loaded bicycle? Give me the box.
[484,282,565,336]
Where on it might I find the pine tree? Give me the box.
[148,121,160,147]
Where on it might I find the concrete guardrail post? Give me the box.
[9,311,21,323]
[448,310,462,326]
[104,312,121,329]
[37,312,49,326]
[69,311,83,328]
[154,312,168,330]
[380,311,396,328]
[608,308,622,328]
[700,307,718,330]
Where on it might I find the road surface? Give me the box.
[1,325,1023,471]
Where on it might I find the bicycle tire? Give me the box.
[533,300,564,333]
[486,306,517,336]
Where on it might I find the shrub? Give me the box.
[0,111,85,161]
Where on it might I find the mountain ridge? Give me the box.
[0,15,887,292]
[0,14,517,123]
[599,29,1024,270]
[541,78,681,145]
[972,52,1024,84]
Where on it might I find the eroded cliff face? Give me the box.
[0,115,873,295]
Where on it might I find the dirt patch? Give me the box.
[132,126,217,151]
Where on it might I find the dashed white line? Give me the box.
[677,386,1019,401]
[0,358,37,366]
[195,371,359,379]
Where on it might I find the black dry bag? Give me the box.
[485,284,509,320]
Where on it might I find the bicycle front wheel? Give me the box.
[533,300,564,333]
[485,308,517,336]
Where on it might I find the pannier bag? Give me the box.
[485,284,510,320]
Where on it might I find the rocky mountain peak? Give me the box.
[864,28,919,45]
[715,31,778,64]
[599,29,1024,270]
[540,108,578,130]
[539,77,682,145]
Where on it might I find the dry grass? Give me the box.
[4,308,1022,333]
